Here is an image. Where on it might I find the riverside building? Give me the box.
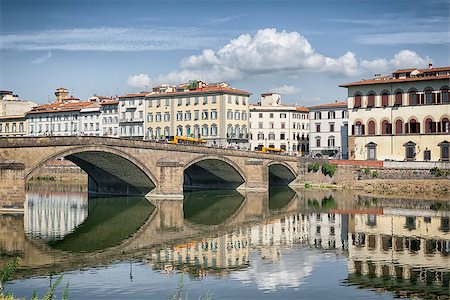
[0,90,37,137]
[118,92,147,139]
[144,81,251,147]
[249,93,309,155]
[340,65,450,161]
[308,101,349,159]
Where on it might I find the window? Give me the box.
[194,110,199,120]
[442,89,449,103]
[366,142,377,160]
[186,97,191,105]
[441,118,449,133]
[425,118,436,133]
[211,110,217,120]
[395,92,403,106]
[164,113,170,122]
[280,113,287,118]
[178,98,182,106]
[257,133,264,140]
[203,96,207,105]
[381,92,389,107]
[185,111,191,121]
[409,91,419,105]
[202,125,208,136]
[234,111,240,120]
[259,113,263,118]
[176,111,183,121]
[258,122,263,129]
[269,113,274,118]
[281,123,285,129]
[314,111,322,119]
[227,110,233,120]
[194,97,199,105]
[407,119,420,134]
[270,122,274,129]
[212,95,217,104]
[202,110,208,120]
[156,99,161,107]
[156,112,162,122]
[165,99,169,106]
[368,120,376,135]
[439,141,450,161]
[404,141,416,161]
[367,93,375,108]
[354,94,362,108]
[329,123,335,132]
[328,111,335,119]
[241,111,247,120]
[424,149,431,161]
[425,89,434,104]
[381,120,392,135]
[316,124,321,132]
[353,121,364,135]
[210,124,218,136]
[395,119,403,134]
[328,136,335,147]
[280,133,285,140]
[268,133,275,140]
[316,137,321,147]
[235,96,239,105]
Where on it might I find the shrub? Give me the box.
[321,163,337,178]
[364,167,371,175]
[304,182,312,188]
[307,162,320,173]
[372,170,379,178]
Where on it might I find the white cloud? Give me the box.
[361,50,430,74]
[270,85,301,95]
[127,74,151,88]
[155,28,361,85]
[1,26,222,52]
[31,51,52,64]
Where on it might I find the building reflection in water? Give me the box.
[25,191,88,240]
[347,206,450,298]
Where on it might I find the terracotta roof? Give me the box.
[309,101,348,109]
[117,92,149,98]
[100,100,119,105]
[296,106,309,112]
[145,86,251,98]
[250,104,309,112]
[340,74,450,87]
[26,101,94,114]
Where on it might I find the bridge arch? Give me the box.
[183,155,246,190]
[27,145,157,195]
[268,161,297,186]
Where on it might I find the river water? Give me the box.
[1,186,449,299]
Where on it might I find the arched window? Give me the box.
[147,127,153,139]
[352,121,365,136]
[395,119,403,134]
[381,120,392,135]
[441,88,449,104]
[394,91,403,106]
[155,127,161,138]
[381,92,389,107]
[424,118,436,133]
[186,125,191,136]
[165,126,171,137]
[202,125,208,136]
[407,119,420,134]
[367,93,375,108]
[210,124,218,136]
[354,94,362,108]
[241,125,247,138]
[425,88,434,104]
[409,90,419,105]
[194,125,200,138]
[441,118,449,133]
[368,120,376,135]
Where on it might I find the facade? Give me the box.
[26,88,118,137]
[308,102,349,159]
[118,92,147,139]
[100,99,119,137]
[0,115,28,137]
[249,93,309,155]
[145,81,251,147]
[0,90,37,117]
[341,65,450,161]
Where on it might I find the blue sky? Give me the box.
[0,0,449,105]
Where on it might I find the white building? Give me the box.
[118,92,147,139]
[249,93,309,155]
[100,99,119,137]
[80,104,102,136]
[308,101,349,159]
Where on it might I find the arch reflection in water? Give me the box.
[268,186,296,211]
[49,196,155,252]
[183,190,245,225]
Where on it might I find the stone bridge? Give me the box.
[0,137,299,209]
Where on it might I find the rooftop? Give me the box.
[340,65,450,87]
[309,101,348,109]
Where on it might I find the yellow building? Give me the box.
[0,115,28,137]
[340,65,450,161]
[144,81,251,147]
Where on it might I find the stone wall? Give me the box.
[0,162,25,209]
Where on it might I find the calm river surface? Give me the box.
[1,186,449,299]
